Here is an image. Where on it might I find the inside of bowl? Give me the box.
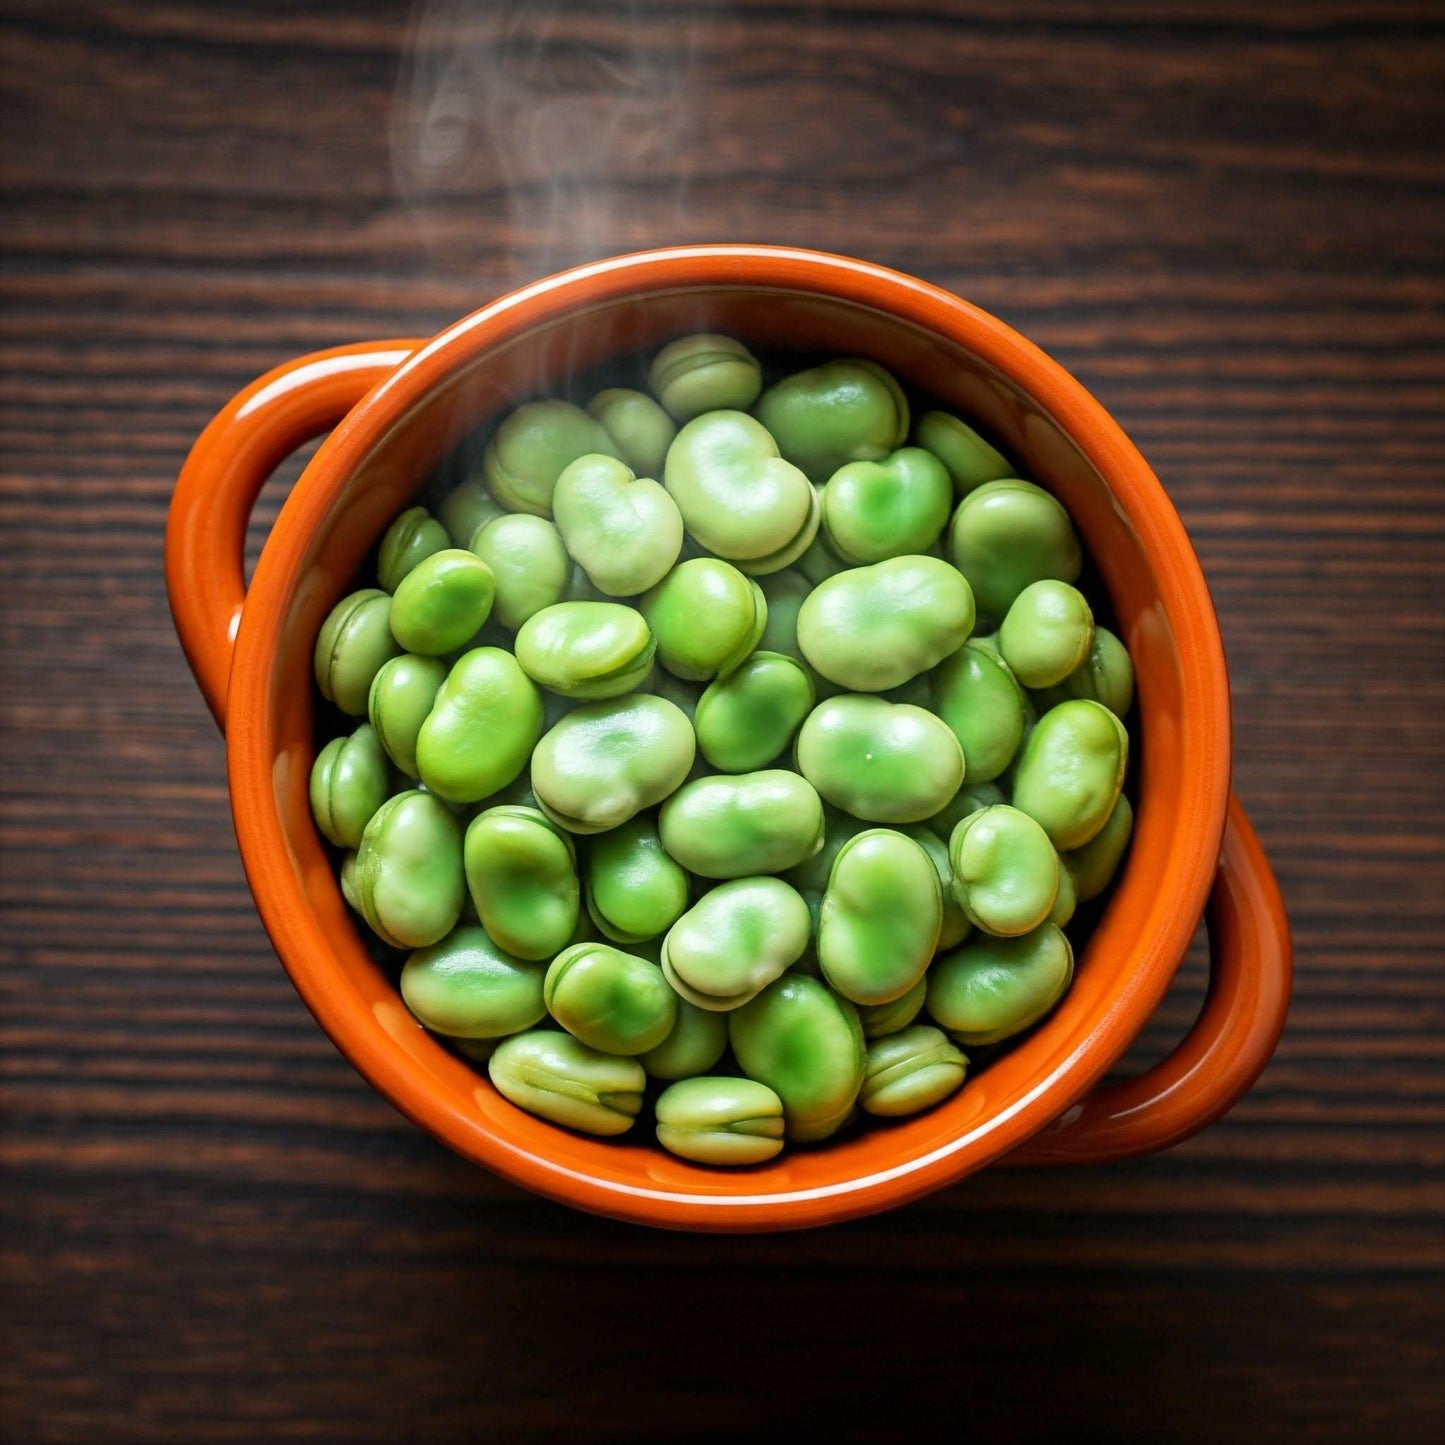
[265,281,1208,1211]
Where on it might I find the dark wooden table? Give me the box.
[3,2,1442,1440]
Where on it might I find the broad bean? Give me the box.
[796,555,974,692]
[544,941,677,1056]
[514,601,655,700]
[1011,699,1128,850]
[483,400,621,515]
[659,770,825,879]
[818,829,942,1005]
[488,1029,646,1136]
[530,694,695,833]
[469,514,572,628]
[354,789,465,948]
[661,877,811,1011]
[654,1077,786,1165]
[663,411,819,572]
[729,975,866,1142]
[859,1024,968,1116]
[415,648,544,804]
[795,695,964,823]
[552,453,684,596]
[463,806,579,960]
[400,925,546,1038]
[926,923,1074,1046]
[314,588,401,716]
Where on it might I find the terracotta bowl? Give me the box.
[167,245,1291,1231]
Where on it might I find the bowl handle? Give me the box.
[165,341,423,731]
[1004,793,1292,1166]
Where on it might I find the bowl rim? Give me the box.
[227,244,1231,1229]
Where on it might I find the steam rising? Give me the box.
[393,0,706,279]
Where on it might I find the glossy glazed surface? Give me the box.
[168,245,1292,1230]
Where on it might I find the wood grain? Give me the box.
[2,1,1443,1440]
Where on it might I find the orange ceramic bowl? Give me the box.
[167,245,1290,1231]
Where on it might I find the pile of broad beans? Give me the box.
[310,334,1135,1166]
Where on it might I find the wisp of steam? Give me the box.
[393,0,707,282]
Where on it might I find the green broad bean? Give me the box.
[488,1029,646,1136]
[795,695,964,824]
[663,410,819,572]
[796,555,975,692]
[514,601,655,700]
[790,891,823,979]
[587,387,677,477]
[818,829,942,1005]
[314,588,402,716]
[729,974,866,1142]
[552,453,684,596]
[914,411,1012,497]
[949,479,1083,620]
[483,400,621,516]
[530,694,695,834]
[754,359,909,481]
[1011,699,1128,850]
[463,806,579,961]
[339,852,360,911]
[469,514,571,629]
[640,559,767,681]
[543,941,677,1056]
[932,639,1028,784]
[854,359,913,444]
[368,653,447,778]
[998,580,1095,689]
[377,506,449,593]
[415,647,543,805]
[585,814,690,943]
[654,1077,786,1166]
[310,723,391,849]
[1036,625,1135,719]
[926,923,1075,1045]
[756,568,812,664]
[821,447,953,563]
[900,824,971,949]
[649,333,764,421]
[693,651,815,773]
[1063,793,1134,902]
[1048,852,1077,927]
[389,549,496,656]
[661,877,811,1011]
[949,804,1060,937]
[354,789,465,948]
[400,925,546,1038]
[859,1024,968,1117]
[927,780,1007,839]
[659,770,824,879]
[438,475,506,547]
[638,998,729,1081]
[856,975,928,1038]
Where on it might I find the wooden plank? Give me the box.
[1,1,1442,1438]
